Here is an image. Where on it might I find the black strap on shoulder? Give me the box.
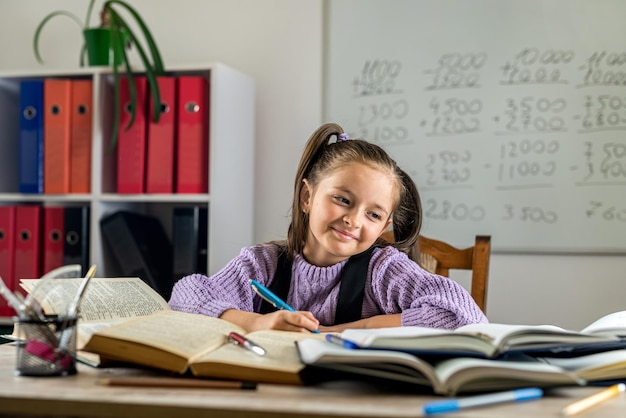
[260,245,376,325]
[334,246,376,324]
[259,246,291,314]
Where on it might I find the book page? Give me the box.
[540,349,626,381]
[340,323,618,358]
[340,326,494,356]
[296,338,438,389]
[87,310,244,359]
[434,356,581,396]
[340,327,453,346]
[456,323,597,351]
[191,330,317,373]
[580,311,626,336]
[77,320,127,349]
[20,277,170,322]
[189,331,322,384]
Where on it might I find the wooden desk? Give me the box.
[0,344,624,418]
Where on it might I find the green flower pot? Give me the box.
[83,28,126,66]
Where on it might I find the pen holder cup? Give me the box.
[14,316,78,377]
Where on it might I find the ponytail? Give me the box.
[385,168,422,261]
[287,123,346,258]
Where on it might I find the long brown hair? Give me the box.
[285,123,423,261]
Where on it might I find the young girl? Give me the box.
[169,123,488,333]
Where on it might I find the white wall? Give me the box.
[1,0,625,330]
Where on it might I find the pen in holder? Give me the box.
[15,315,78,377]
[10,264,96,377]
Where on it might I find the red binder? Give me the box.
[14,205,42,281]
[176,76,209,193]
[117,76,148,194]
[70,79,93,194]
[0,206,16,316]
[146,76,177,193]
[44,79,72,194]
[42,206,65,275]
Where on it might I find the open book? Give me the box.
[296,338,585,396]
[336,316,626,359]
[82,310,319,384]
[18,277,172,361]
[298,337,626,395]
[18,277,322,384]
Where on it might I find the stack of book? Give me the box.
[298,314,626,395]
[12,277,626,394]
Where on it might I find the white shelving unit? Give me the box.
[0,63,255,279]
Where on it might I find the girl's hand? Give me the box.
[251,310,320,333]
[220,309,319,333]
[319,313,402,333]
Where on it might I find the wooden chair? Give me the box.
[380,232,491,313]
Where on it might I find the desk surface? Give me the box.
[0,344,625,418]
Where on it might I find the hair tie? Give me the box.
[337,133,350,142]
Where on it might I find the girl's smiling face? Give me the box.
[300,162,395,267]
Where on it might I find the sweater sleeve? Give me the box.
[368,246,488,329]
[167,245,278,317]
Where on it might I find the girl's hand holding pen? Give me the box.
[252,310,320,334]
[249,279,320,333]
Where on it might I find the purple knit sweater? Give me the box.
[168,244,488,329]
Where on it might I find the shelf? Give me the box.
[0,63,255,296]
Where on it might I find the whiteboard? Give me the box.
[324,0,626,253]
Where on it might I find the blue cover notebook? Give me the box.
[18,80,44,194]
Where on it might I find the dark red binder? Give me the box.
[146,76,177,193]
[176,76,209,193]
[14,205,42,281]
[0,206,16,316]
[42,206,65,276]
[117,76,148,194]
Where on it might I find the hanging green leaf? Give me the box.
[32,0,166,152]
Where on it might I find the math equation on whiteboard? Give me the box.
[343,50,626,230]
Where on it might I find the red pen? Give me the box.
[228,332,266,356]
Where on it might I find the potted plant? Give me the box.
[33,0,165,150]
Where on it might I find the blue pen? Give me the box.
[249,279,320,333]
[422,387,543,415]
[325,334,360,349]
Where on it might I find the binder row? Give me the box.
[0,205,90,316]
[18,75,210,196]
[117,75,209,194]
[19,79,93,194]
[100,207,207,300]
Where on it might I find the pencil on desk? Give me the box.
[561,383,625,416]
[97,376,257,390]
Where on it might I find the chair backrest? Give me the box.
[380,232,491,313]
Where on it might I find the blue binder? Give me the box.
[19,80,45,194]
